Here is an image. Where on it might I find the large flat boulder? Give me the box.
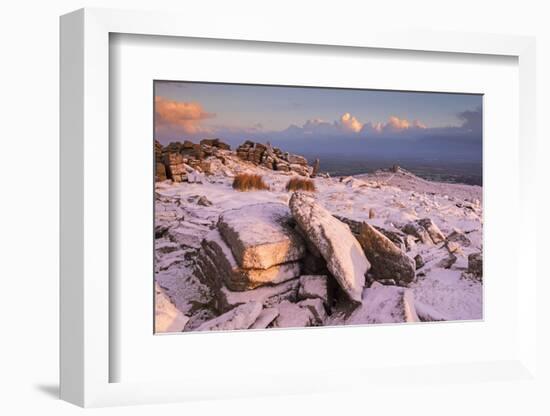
[356,222,416,284]
[289,192,369,303]
[202,230,300,291]
[196,301,263,331]
[218,203,306,270]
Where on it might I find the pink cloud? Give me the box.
[340,113,363,133]
[387,116,411,130]
[155,96,215,135]
[368,116,427,133]
[292,113,428,138]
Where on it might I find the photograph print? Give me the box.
[154,81,483,333]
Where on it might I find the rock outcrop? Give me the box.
[289,192,370,303]
[200,138,231,150]
[356,222,416,284]
[193,203,309,314]
[155,138,231,182]
[155,140,167,181]
[236,141,313,176]
[156,139,316,181]
[163,152,188,183]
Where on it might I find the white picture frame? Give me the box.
[60,7,538,408]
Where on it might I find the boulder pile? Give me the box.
[190,192,435,331]
[155,138,231,182]
[194,203,308,314]
[155,138,315,182]
[289,192,369,303]
[236,141,312,176]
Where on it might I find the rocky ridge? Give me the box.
[155,138,314,182]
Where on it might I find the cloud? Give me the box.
[457,107,482,132]
[365,116,427,133]
[340,113,363,133]
[386,115,411,130]
[154,96,215,135]
[277,112,429,140]
[154,105,480,148]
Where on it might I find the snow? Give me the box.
[272,301,314,328]
[196,301,262,331]
[155,283,190,333]
[341,282,419,325]
[155,153,483,331]
[250,307,280,329]
[217,203,305,269]
[218,203,293,248]
[218,277,299,312]
[298,275,329,304]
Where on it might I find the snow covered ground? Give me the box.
[154,151,483,332]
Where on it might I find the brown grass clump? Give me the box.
[232,173,269,191]
[286,177,316,192]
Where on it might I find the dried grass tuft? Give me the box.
[232,173,270,191]
[285,177,316,192]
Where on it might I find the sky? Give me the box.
[154,81,482,165]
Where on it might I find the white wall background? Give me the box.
[0,1,548,415]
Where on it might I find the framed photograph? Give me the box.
[60,8,538,407]
[153,80,484,335]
